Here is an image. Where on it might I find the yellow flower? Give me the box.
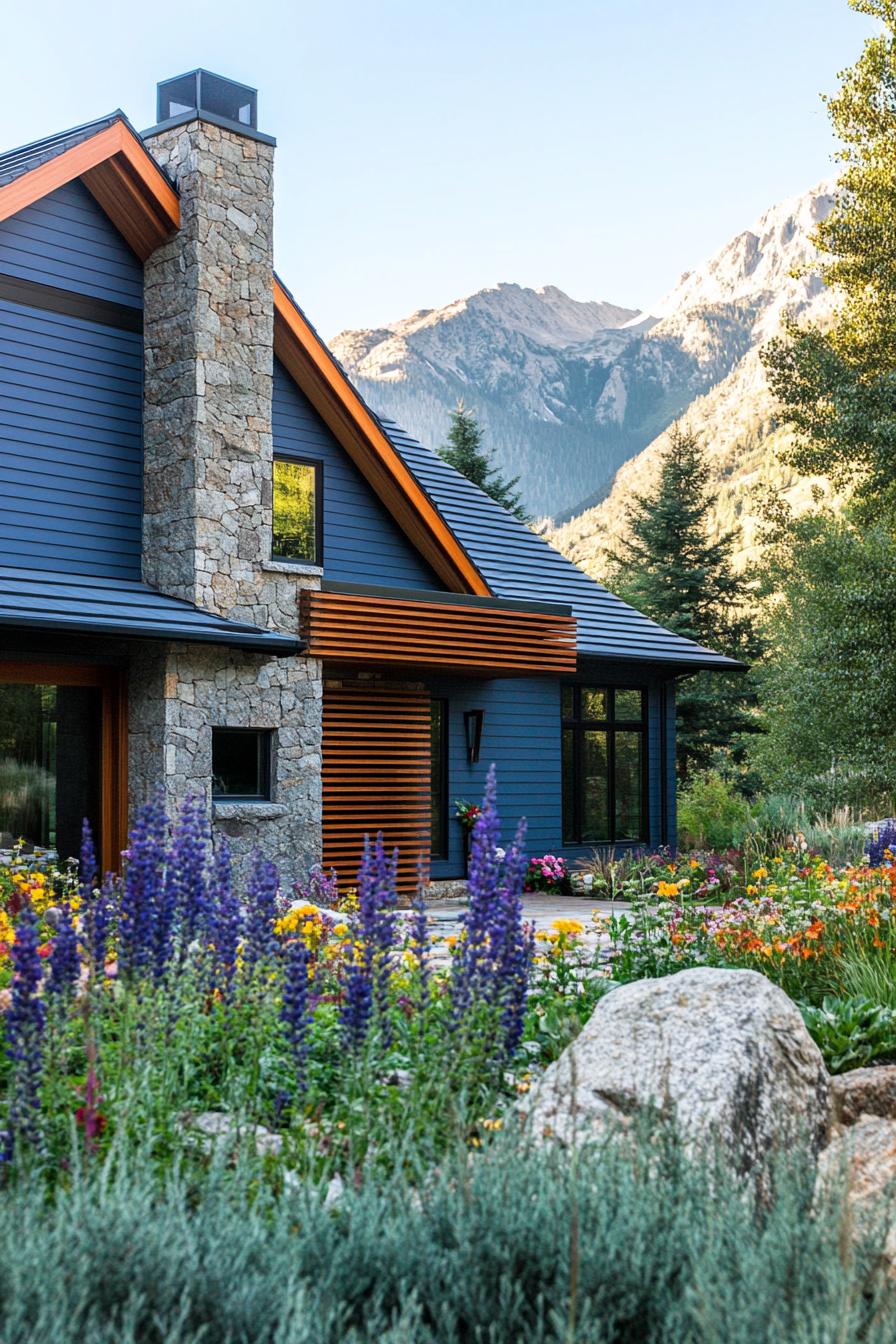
[752,867,768,881]
[333,923,349,938]
[746,884,758,897]
[551,918,584,936]
[480,1118,503,1132]
[657,880,680,898]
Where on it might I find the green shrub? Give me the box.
[0,1130,892,1343]
[800,995,896,1073]
[678,772,753,850]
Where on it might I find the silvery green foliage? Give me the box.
[0,1129,892,1343]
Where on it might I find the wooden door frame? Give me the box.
[0,660,128,873]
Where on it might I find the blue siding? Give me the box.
[0,299,143,579]
[272,359,445,590]
[0,180,143,309]
[428,672,673,879]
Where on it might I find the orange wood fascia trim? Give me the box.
[0,120,179,258]
[273,281,489,597]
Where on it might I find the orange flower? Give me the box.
[805,919,825,941]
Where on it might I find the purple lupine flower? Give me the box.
[120,792,168,979]
[87,872,117,973]
[47,904,80,998]
[79,819,97,898]
[244,853,279,970]
[208,838,241,995]
[164,795,210,965]
[281,936,312,1092]
[449,766,533,1059]
[408,870,431,999]
[4,906,47,1158]
[868,821,896,867]
[340,833,398,1049]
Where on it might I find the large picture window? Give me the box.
[561,685,647,845]
[272,457,321,564]
[0,663,126,871]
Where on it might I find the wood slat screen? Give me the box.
[302,590,577,676]
[322,681,431,899]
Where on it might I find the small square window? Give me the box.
[273,458,321,564]
[614,689,644,721]
[212,728,272,801]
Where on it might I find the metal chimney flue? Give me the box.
[155,69,259,136]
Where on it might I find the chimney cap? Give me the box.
[149,69,275,145]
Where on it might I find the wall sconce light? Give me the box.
[464,709,484,764]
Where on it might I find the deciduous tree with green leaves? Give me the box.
[439,402,529,522]
[611,423,762,781]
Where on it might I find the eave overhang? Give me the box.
[273,279,491,599]
[301,580,577,677]
[0,569,303,655]
[0,115,179,259]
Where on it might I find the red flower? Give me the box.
[37,942,52,958]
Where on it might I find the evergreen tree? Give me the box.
[762,0,896,522]
[439,402,529,522]
[612,424,762,781]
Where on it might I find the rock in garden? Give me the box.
[816,1115,896,1274]
[184,1110,284,1159]
[831,1066,896,1128]
[524,966,830,1180]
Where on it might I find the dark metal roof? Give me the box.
[0,568,303,654]
[0,112,127,188]
[377,420,743,671]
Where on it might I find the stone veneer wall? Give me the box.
[130,117,323,883]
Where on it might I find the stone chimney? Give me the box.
[141,71,277,626]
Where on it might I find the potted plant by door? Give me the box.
[454,800,481,877]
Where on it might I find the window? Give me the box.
[272,457,321,564]
[561,686,647,845]
[430,699,448,859]
[0,662,126,870]
[212,728,272,801]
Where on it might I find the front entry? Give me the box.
[0,661,127,871]
[321,681,431,898]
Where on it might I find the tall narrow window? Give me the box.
[430,699,448,859]
[561,686,647,845]
[273,457,321,564]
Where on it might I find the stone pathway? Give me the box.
[424,893,623,962]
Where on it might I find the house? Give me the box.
[0,71,739,891]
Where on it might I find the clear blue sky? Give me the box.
[4,0,873,337]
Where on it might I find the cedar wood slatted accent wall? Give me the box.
[322,681,431,897]
[302,590,578,676]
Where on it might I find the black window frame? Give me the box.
[561,685,648,845]
[272,453,324,566]
[430,698,449,860]
[211,727,273,803]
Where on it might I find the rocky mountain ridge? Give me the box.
[330,181,838,555]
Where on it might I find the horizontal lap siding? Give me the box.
[428,673,671,879]
[0,180,143,308]
[0,300,143,578]
[272,360,445,590]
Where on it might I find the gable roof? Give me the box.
[0,112,179,259]
[378,419,742,671]
[0,109,739,670]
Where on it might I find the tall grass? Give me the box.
[0,1127,892,1344]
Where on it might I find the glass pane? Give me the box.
[212,730,270,799]
[561,728,575,843]
[581,688,607,720]
[273,459,318,563]
[615,689,644,721]
[430,701,446,858]
[615,731,644,841]
[582,730,609,844]
[561,686,575,720]
[0,682,101,860]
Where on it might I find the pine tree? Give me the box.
[612,424,762,781]
[439,402,529,522]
